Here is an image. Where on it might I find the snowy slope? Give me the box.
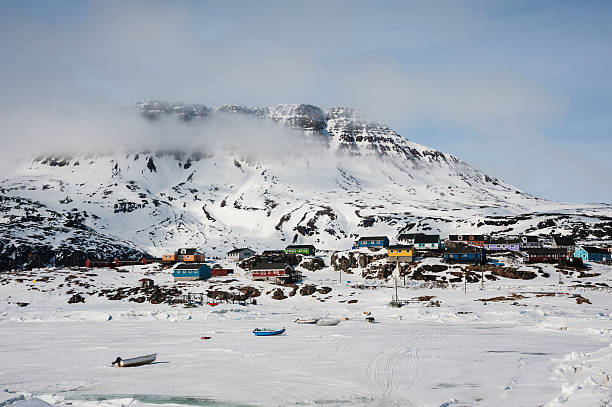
[0,101,610,269]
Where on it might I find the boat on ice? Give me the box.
[112,353,156,367]
[295,318,318,324]
[316,319,341,326]
[253,328,285,336]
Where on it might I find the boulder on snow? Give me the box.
[68,293,85,304]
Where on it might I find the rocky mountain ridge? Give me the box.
[0,101,610,270]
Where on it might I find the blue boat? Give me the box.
[253,328,285,336]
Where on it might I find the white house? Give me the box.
[227,248,256,261]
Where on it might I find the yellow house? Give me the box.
[388,245,414,262]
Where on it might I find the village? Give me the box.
[83,233,612,288]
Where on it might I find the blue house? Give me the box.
[574,246,611,263]
[173,263,212,281]
[443,246,487,265]
[357,236,390,248]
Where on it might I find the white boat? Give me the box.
[316,319,341,326]
[295,318,318,324]
[112,353,157,367]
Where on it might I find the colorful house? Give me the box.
[357,236,389,248]
[226,248,256,261]
[285,245,316,256]
[211,266,234,277]
[413,234,441,250]
[525,248,569,263]
[483,238,520,251]
[387,245,414,262]
[252,262,297,283]
[574,246,612,263]
[443,246,487,264]
[447,235,487,247]
[173,263,212,281]
[163,248,205,264]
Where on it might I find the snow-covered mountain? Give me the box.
[1,101,610,270]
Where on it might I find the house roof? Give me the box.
[175,263,209,270]
[358,236,388,242]
[444,246,483,254]
[227,248,254,255]
[177,248,198,255]
[526,248,568,255]
[398,233,421,240]
[262,250,284,255]
[488,238,520,245]
[414,234,439,244]
[285,245,316,249]
[448,235,486,241]
[252,262,291,270]
[388,244,413,250]
[582,246,610,254]
[553,236,575,246]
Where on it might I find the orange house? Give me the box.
[162,253,177,263]
[163,248,205,264]
[176,248,205,263]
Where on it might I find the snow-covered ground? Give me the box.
[1,260,611,407]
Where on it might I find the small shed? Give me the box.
[211,265,235,277]
[139,278,155,288]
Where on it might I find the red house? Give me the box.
[448,235,487,247]
[211,266,234,277]
[251,262,296,283]
[525,248,569,263]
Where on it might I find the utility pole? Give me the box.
[464,270,467,294]
[481,270,484,290]
[339,267,342,284]
[394,276,398,302]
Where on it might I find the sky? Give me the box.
[0,0,610,203]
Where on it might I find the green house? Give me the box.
[285,244,316,256]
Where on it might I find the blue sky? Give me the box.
[1,0,611,203]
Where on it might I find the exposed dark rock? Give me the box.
[300,257,325,271]
[271,288,287,300]
[299,284,317,296]
[68,293,85,304]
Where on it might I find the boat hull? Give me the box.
[295,319,318,324]
[253,328,285,336]
[316,319,340,326]
[114,353,157,367]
